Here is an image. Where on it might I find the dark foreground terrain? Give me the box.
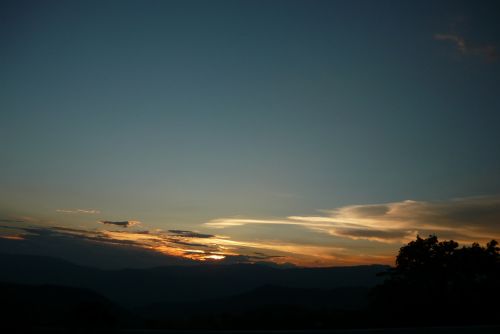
[2,237,500,331]
[13,326,500,333]
[0,254,385,330]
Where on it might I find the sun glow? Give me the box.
[0,219,397,266]
[203,254,226,260]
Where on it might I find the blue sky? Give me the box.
[1,0,500,266]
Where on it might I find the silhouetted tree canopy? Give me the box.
[371,235,500,326]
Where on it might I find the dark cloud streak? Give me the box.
[168,230,215,239]
[99,220,140,228]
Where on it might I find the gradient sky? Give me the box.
[1,0,500,267]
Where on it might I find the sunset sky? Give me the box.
[1,0,500,267]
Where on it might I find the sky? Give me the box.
[1,0,500,267]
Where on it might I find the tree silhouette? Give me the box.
[371,235,500,326]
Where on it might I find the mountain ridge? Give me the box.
[0,252,389,306]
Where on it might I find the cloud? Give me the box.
[56,209,100,214]
[0,234,25,240]
[7,196,494,267]
[0,218,27,223]
[215,254,287,265]
[51,226,98,234]
[13,196,498,267]
[0,225,196,269]
[99,220,141,228]
[1,219,286,264]
[0,218,395,266]
[434,33,498,62]
[168,230,215,238]
[206,196,500,244]
[169,239,209,247]
[434,34,467,53]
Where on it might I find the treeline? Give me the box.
[370,236,500,327]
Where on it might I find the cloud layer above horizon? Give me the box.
[206,196,500,245]
[2,196,500,268]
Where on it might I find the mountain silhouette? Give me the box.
[0,281,128,329]
[0,253,387,306]
[138,283,371,319]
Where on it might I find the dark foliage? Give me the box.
[371,235,500,326]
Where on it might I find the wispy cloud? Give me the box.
[56,209,100,214]
[0,220,365,266]
[99,220,141,228]
[434,33,498,62]
[206,196,500,244]
[5,196,499,267]
[434,34,467,53]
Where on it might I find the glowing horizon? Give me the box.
[2,196,500,267]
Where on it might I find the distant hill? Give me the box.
[139,284,371,318]
[136,284,374,329]
[0,282,127,329]
[0,253,389,306]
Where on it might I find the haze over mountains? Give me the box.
[0,252,390,329]
[0,253,387,306]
